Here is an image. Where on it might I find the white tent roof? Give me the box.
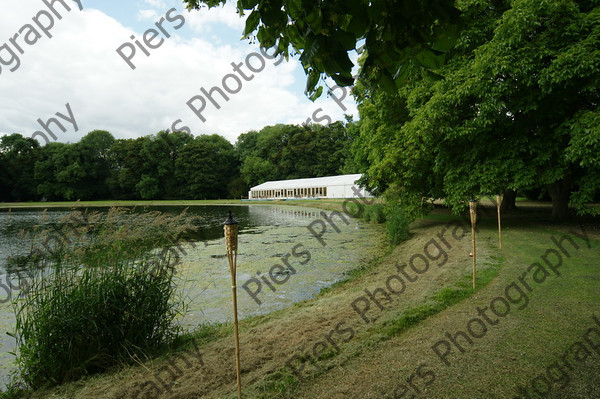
[250,174,362,190]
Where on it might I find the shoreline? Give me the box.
[0,199,351,210]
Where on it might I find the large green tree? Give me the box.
[78,130,115,199]
[0,134,40,201]
[35,142,86,201]
[140,131,195,199]
[175,134,238,199]
[236,122,357,186]
[354,0,600,219]
[107,137,148,199]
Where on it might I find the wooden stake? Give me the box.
[224,216,242,399]
[496,194,502,249]
[469,200,477,289]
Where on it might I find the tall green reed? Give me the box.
[9,207,201,388]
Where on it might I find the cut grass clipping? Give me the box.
[249,259,503,398]
[376,260,502,338]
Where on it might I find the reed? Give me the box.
[9,207,200,388]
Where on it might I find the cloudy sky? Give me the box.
[0,0,357,144]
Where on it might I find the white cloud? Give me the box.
[0,1,356,145]
[185,2,247,34]
[139,0,167,9]
[137,9,159,21]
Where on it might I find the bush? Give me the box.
[344,201,365,218]
[385,203,411,245]
[363,204,386,223]
[10,208,198,388]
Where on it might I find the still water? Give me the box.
[0,204,383,386]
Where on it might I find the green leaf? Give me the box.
[415,49,446,69]
[431,24,459,53]
[259,2,286,28]
[257,26,276,48]
[305,69,320,95]
[238,0,259,10]
[331,73,354,87]
[333,30,357,51]
[308,86,323,101]
[244,10,260,37]
[367,1,385,21]
[305,7,323,33]
[286,24,304,48]
[393,63,410,85]
[286,0,303,20]
[346,12,369,37]
[423,69,445,82]
[299,34,323,68]
[378,71,398,94]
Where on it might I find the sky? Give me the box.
[0,0,358,144]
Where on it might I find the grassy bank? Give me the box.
[3,203,599,398]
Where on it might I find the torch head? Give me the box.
[469,199,477,224]
[223,211,239,252]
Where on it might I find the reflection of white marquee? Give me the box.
[248,174,373,200]
[247,205,320,220]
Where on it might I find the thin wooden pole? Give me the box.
[469,200,477,289]
[225,216,242,399]
[496,194,502,249]
[229,251,242,399]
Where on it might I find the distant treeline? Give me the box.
[0,121,359,201]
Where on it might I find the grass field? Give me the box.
[3,201,599,398]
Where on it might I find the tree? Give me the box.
[183,0,461,97]
[78,130,115,199]
[107,137,148,199]
[136,175,161,200]
[237,124,291,185]
[139,131,194,199]
[240,155,277,186]
[296,121,355,177]
[354,0,600,219]
[35,142,86,201]
[175,134,238,199]
[228,176,248,198]
[0,134,40,201]
[236,123,356,186]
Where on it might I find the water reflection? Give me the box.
[247,205,321,221]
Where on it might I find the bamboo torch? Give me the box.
[223,211,242,399]
[496,194,502,249]
[469,200,477,289]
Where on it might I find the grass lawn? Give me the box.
[4,203,599,399]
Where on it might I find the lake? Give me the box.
[0,204,383,387]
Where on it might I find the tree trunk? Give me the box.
[546,178,571,220]
[500,189,517,212]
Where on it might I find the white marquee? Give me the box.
[248,174,372,200]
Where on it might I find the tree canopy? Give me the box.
[183,0,461,98]
[0,122,358,202]
[352,0,600,218]
[236,121,355,186]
